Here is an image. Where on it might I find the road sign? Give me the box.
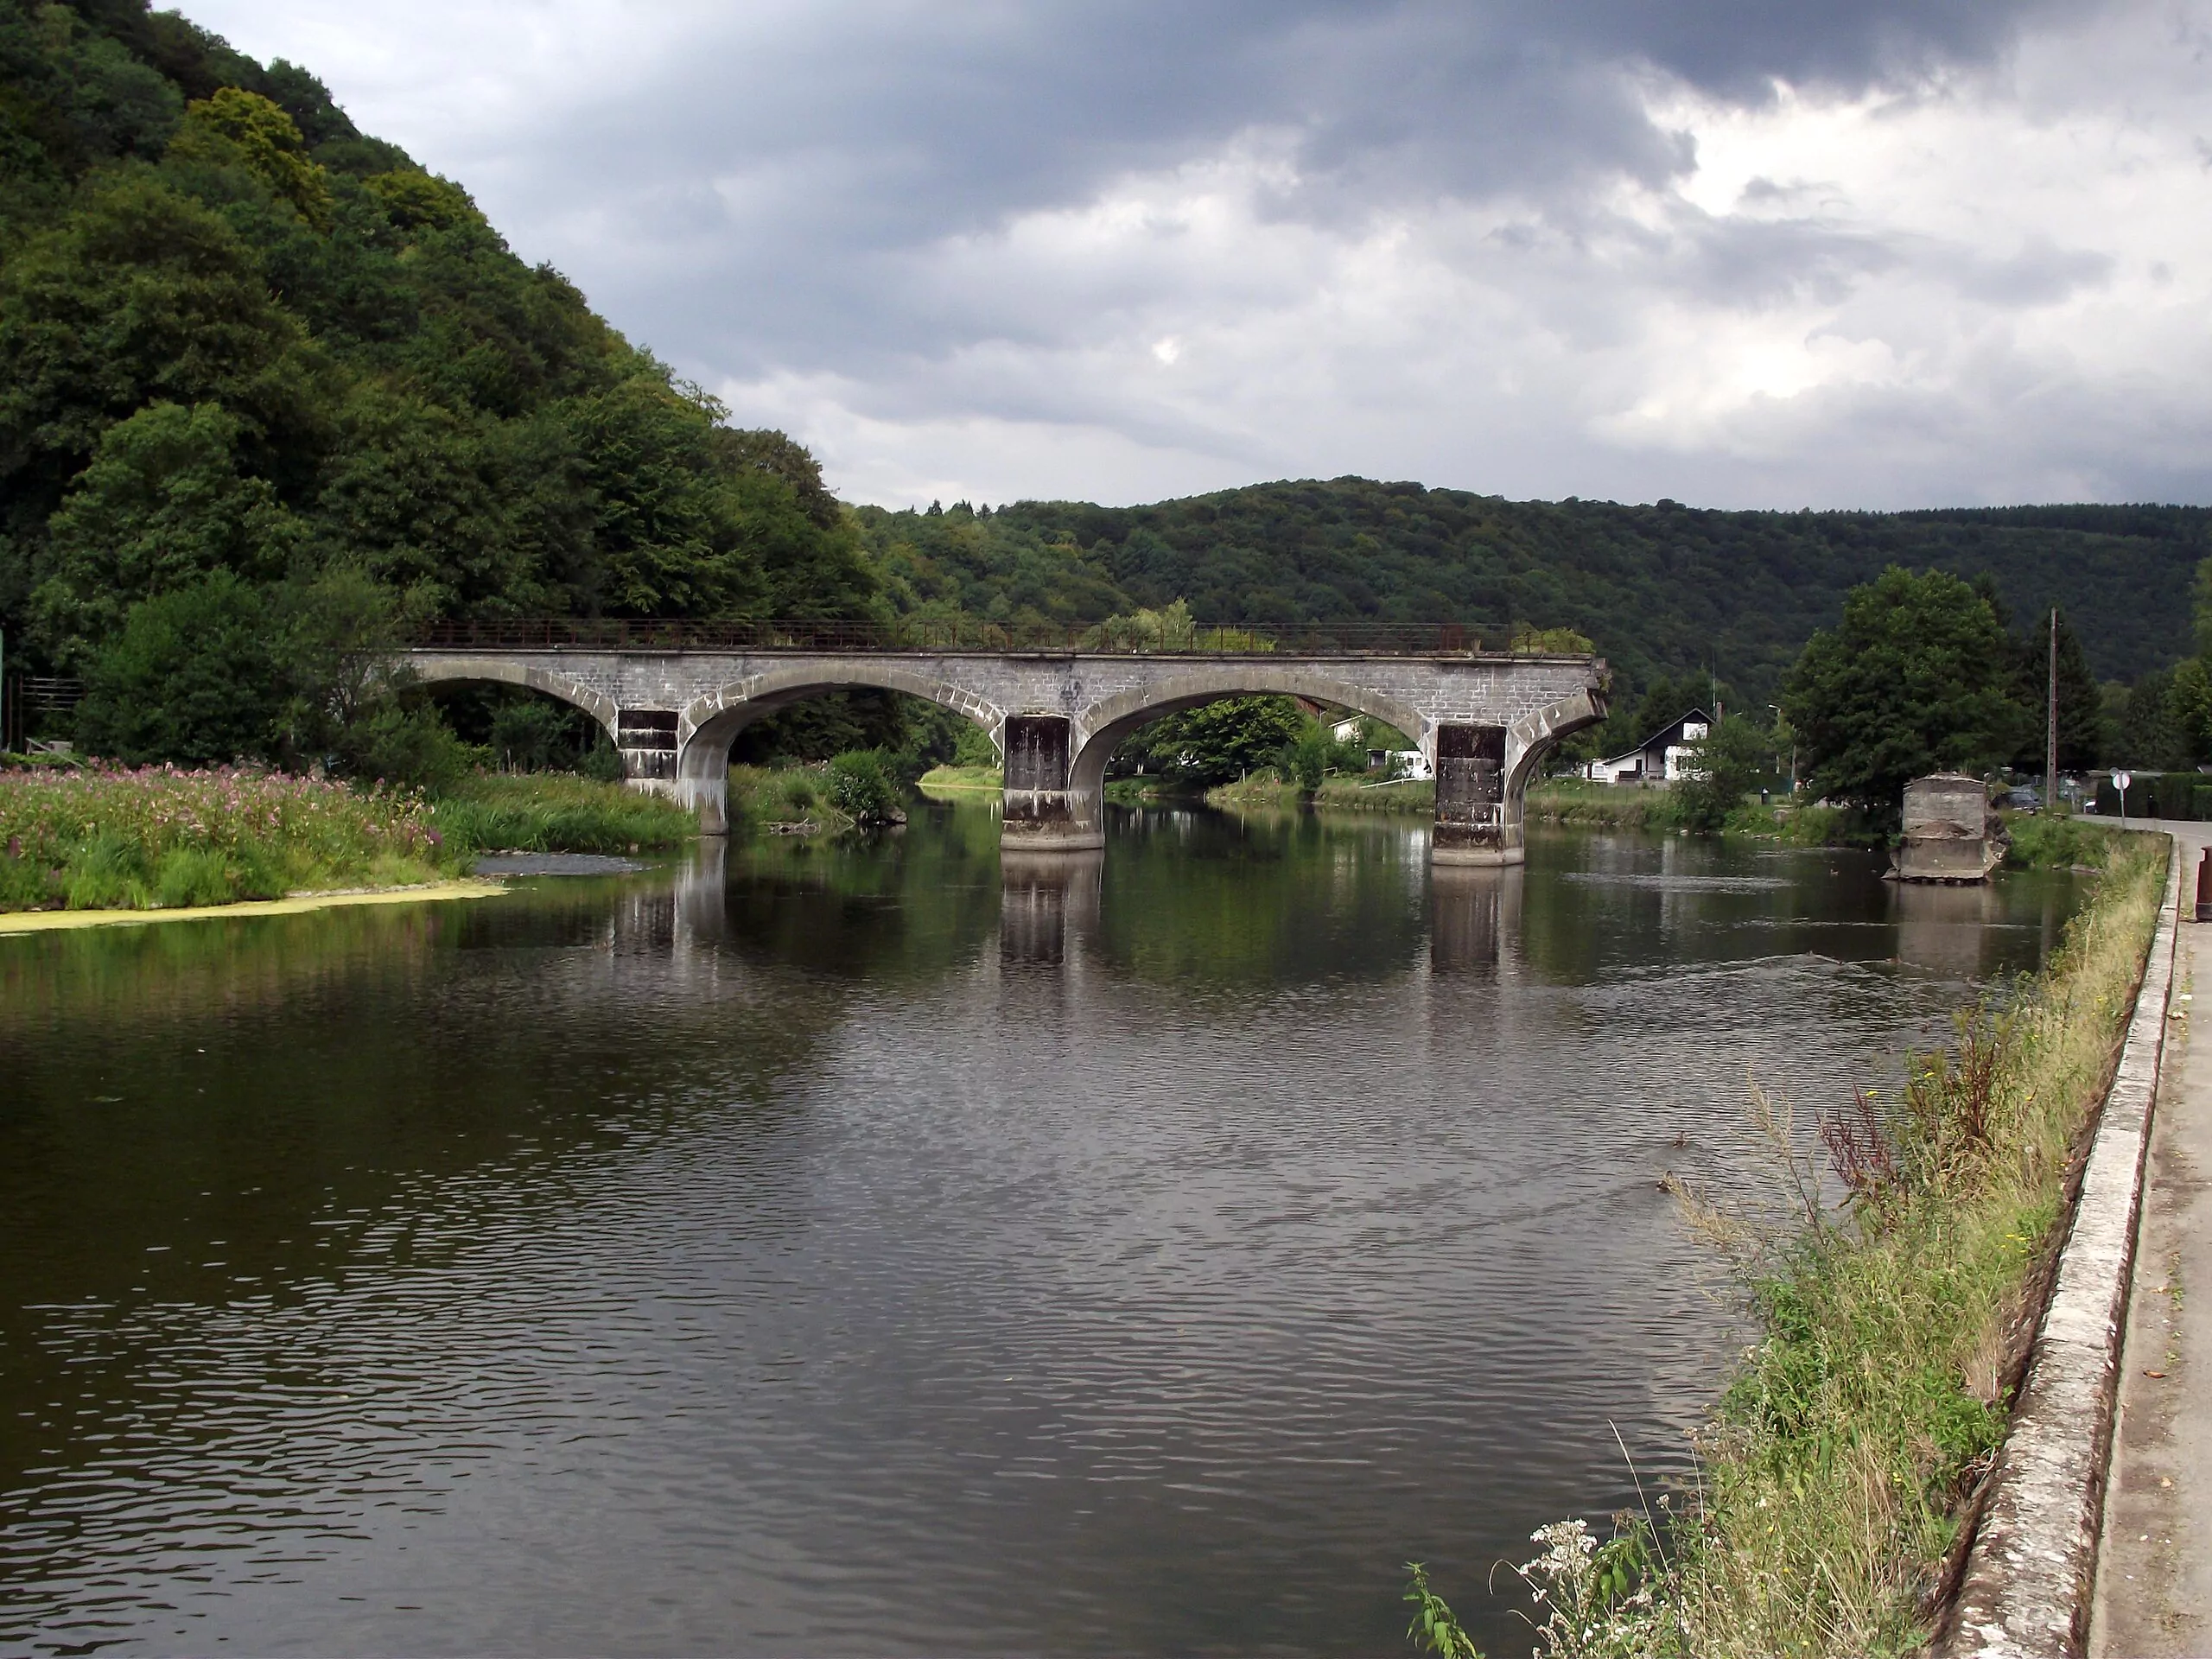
[2113,770,2133,791]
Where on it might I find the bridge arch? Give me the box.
[672,664,1005,832]
[1505,686,1607,799]
[404,656,620,741]
[1069,664,1428,798]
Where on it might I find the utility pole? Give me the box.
[2046,607,2059,811]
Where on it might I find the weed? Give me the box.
[427,772,694,855]
[1405,835,2169,1658]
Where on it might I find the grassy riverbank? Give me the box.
[1524,777,1684,830]
[1207,772,1436,813]
[1413,829,2169,1656]
[0,768,697,915]
[0,764,459,912]
[2002,810,2133,870]
[918,764,1004,792]
[426,772,694,855]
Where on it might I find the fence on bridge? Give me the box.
[409,617,1569,658]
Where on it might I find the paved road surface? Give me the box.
[2091,821,2212,1657]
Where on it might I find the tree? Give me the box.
[1782,567,2024,823]
[166,87,333,229]
[2114,670,2193,771]
[1673,716,1777,831]
[1124,696,1306,785]
[74,570,278,763]
[34,401,305,661]
[1280,723,1332,792]
[2012,607,2106,772]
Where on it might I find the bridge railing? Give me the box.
[408,617,1576,658]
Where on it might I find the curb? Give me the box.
[1942,841,2180,1657]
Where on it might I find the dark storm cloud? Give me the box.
[499,0,2054,373]
[193,0,2177,508]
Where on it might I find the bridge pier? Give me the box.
[1432,723,1520,866]
[1001,715,1105,853]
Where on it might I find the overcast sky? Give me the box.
[185,0,2212,512]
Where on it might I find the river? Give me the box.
[0,798,2084,1655]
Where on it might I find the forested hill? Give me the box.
[3,0,2195,754]
[0,0,871,689]
[856,488,2207,709]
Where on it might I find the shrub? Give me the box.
[828,749,905,823]
[73,571,280,766]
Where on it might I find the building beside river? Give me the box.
[1582,708,1712,784]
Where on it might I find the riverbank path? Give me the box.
[2091,820,2212,1656]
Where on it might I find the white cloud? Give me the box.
[184,0,2212,508]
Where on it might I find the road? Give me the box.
[2090,821,2212,1657]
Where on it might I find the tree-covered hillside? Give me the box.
[856,491,2204,712]
[0,0,872,703]
[3,0,2197,776]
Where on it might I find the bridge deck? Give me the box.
[412,618,1575,659]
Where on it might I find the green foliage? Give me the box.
[1783,567,2024,823]
[361,167,476,232]
[1510,624,1596,653]
[2113,668,2196,770]
[2002,812,2127,870]
[827,748,906,824]
[1085,598,1202,651]
[2010,607,2105,772]
[167,86,331,228]
[35,399,302,656]
[1403,1561,1484,1658]
[1672,716,1777,832]
[1123,695,1306,786]
[1641,841,2164,1654]
[73,568,276,763]
[425,771,692,854]
[950,721,1000,769]
[1280,723,1332,792]
[334,698,475,790]
[0,761,455,911]
[0,0,875,741]
[854,487,2211,711]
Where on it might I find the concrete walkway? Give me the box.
[2091,821,2212,1657]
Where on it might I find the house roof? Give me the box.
[1593,707,1713,768]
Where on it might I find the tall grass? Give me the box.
[0,764,456,912]
[1524,778,1685,830]
[1409,830,2169,1657]
[2002,810,2128,870]
[918,764,1005,792]
[425,772,696,854]
[1205,771,1436,814]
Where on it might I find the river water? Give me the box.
[0,798,2083,1656]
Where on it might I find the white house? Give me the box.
[1583,709,1712,785]
[1366,748,1433,781]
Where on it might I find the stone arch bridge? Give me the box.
[401,627,1606,866]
